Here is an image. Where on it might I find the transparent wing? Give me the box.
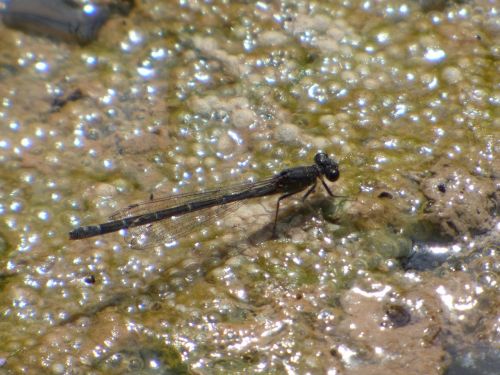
[124,200,245,250]
[109,177,279,249]
[109,177,276,220]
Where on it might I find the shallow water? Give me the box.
[0,0,498,373]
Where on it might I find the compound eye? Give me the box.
[325,168,339,182]
[314,152,328,165]
[314,153,339,181]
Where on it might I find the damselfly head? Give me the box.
[314,152,339,182]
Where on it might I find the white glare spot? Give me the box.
[103,159,114,169]
[227,130,243,145]
[38,211,50,221]
[256,1,269,11]
[384,139,398,149]
[194,71,210,82]
[101,89,116,105]
[419,146,433,155]
[352,284,392,298]
[149,359,160,369]
[84,55,97,66]
[393,104,407,117]
[10,201,22,212]
[129,30,143,44]
[376,32,390,44]
[35,61,49,73]
[424,48,446,63]
[427,245,450,255]
[151,48,166,60]
[137,66,155,78]
[399,4,409,15]
[337,345,357,364]
[21,138,32,147]
[83,4,97,15]
[427,76,439,90]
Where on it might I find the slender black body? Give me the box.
[69,153,340,240]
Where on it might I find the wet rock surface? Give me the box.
[420,158,497,239]
[0,0,498,373]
